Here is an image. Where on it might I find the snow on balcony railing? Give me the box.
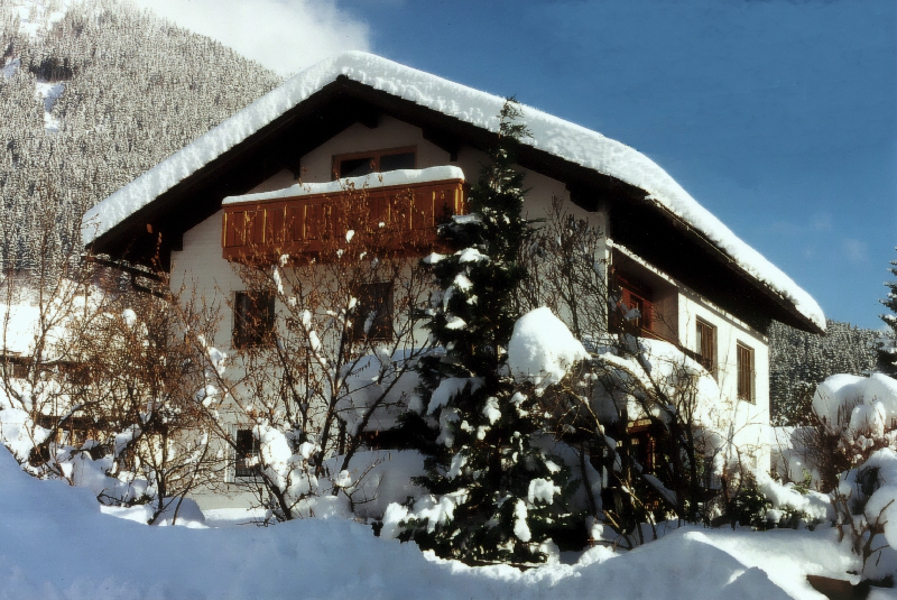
[221,167,466,262]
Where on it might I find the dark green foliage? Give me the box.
[421,103,530,379]
[727,477,772,530]
[401,101,580,565]
[726,475,820,531]
[877,250,897,377]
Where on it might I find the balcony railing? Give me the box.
[222,176,466,262]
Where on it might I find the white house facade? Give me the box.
[81,53,824,507]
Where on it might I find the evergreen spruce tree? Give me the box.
[878,249,897,377]
[399,101,578,565]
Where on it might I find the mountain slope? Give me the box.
[0,0,280,269]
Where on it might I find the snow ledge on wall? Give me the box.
[81,51,824,331]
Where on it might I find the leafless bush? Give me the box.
[523,199,759,545]
[203,184,436,520]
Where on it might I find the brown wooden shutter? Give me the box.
[736,342,754,402]
[696,319,716,373]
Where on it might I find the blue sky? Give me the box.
[336,0,896,330]
[139,0,896,330]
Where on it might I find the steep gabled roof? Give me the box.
[81,51,824,333]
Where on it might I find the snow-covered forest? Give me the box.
[770,320,880,426]
[0,0,278,270]
[1,1,896,599]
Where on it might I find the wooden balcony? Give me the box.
[222,177,466,263]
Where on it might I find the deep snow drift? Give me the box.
[0,447,863,600]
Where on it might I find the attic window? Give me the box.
[333,147,416,179]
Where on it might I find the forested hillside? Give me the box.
[769,319,879,425]
[0,0,280,269]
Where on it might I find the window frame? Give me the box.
[233,428,260,479]
[736,341,755,403]
[331,146,417,179]
[233,290,276,349]
[353,281,394,342]
[695,318,717,377]
[610,273,654,335]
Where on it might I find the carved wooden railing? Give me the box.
[222,178,466,262]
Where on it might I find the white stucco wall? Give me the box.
[678,285,771,470]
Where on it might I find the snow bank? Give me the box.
[0,281,102,359]
[337,350,421,435]
[754,471,832,525]
[325,450,426,519]
[770,426,817,485]
[0,302,50,356]
[1,445,836,600]
[82,52,823,331]
[0,408,48,462]
[776,373,897,583]
[849,449,897,549]
[836,447,897,583]
[508,307,589,390]
[812,373,897,437]
[223,166,465,205]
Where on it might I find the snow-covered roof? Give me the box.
[222,166,465,206]
[81,51,824,331]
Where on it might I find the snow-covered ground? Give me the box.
[35,80,64,132]
[0,447,876,600]
[9,0,80,39]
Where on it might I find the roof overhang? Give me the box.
[83,53,824,335]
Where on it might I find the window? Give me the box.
[333,147,416,179]
[2,358,29,379]
[736,342,754,402]
[353,282,393,341]
[695,319,716,375]
[233,291,275,348]
[628,419,659,474]
[610,274,653,334]
[234,429,260,478]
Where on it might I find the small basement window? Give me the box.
[233,291,275,349]
[333,147,416,179]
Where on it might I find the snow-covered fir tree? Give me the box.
[877,249,897,377]
[398,101,579,565]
